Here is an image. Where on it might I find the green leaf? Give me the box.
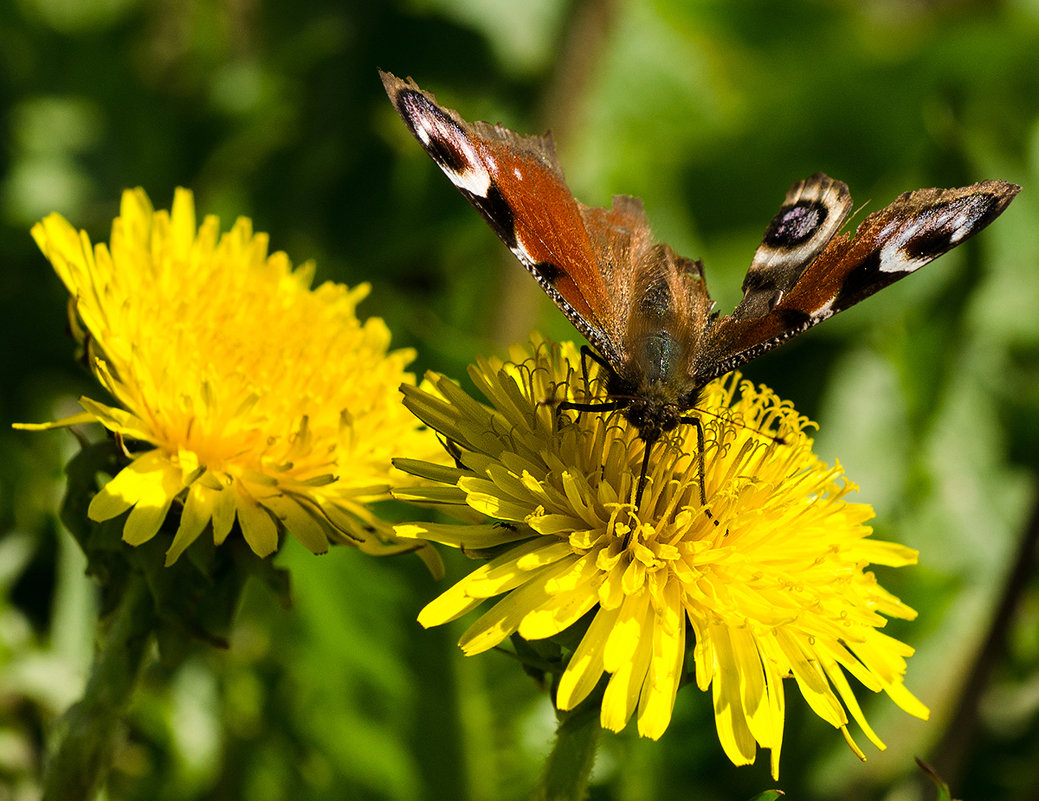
[59,438,291,667]
[917,757,957,801]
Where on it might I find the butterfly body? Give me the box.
[578,229,701,432]
[382,71,1019,507]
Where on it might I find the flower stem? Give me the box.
[532,701,601,801]
[42,569,154,801]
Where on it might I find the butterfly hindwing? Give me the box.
[700,178,1020,378]
[736,173,853,319]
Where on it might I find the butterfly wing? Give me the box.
[736,173,853,319]
[696,176,1020,380]
[383,74,1019,394]
[382,71,633,365]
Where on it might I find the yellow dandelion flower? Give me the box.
[394,336,928,778]
[21,188,442,570]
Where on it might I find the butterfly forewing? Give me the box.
[381,71,624,362]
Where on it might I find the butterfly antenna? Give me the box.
[681,408,787,446]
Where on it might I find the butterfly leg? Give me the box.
[559,345,624,414]
[634,438,656,510]
[436,434,467,470]
[558,398,627,413]
[561,344,623,417]
[573,344,611,398]
[681,414,719,526]
[549,346,618,414]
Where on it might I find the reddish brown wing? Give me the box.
[696,178,1020,380]
[381,71,632,364]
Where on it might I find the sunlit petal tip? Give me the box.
[25,188,443,565]
[394,335,926,775]
[12,411,97,432]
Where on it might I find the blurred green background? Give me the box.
[2,0,1039,799]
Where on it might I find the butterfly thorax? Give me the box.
[594,241,713,442]
[607,329,704,444]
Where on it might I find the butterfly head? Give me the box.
[606,352,701,443]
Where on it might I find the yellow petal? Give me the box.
[601,621,652,733]
[460,538,563,599]
[166,481,214,565]
[87,449,180,525]
[13,411,97,431]
[78,397,155,441]
[210,477,237,545]
[417,579,486,628]
[459,556,581,655]
[234,491,279,558]
[557,606,619,710]
[394,521,531,548]
[603,591,650,674]
[518,557,600,639]
[635,583,685,739]
[261,493,330,555]
[712,625,757,767]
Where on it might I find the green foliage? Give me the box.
[3,1,1039,800]
[917,758,957,801]
[60,440,291,661]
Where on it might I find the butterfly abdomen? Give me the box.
[638,331,683,385]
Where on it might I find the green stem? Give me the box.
[42,570,154,801]
[532,701,601,801]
